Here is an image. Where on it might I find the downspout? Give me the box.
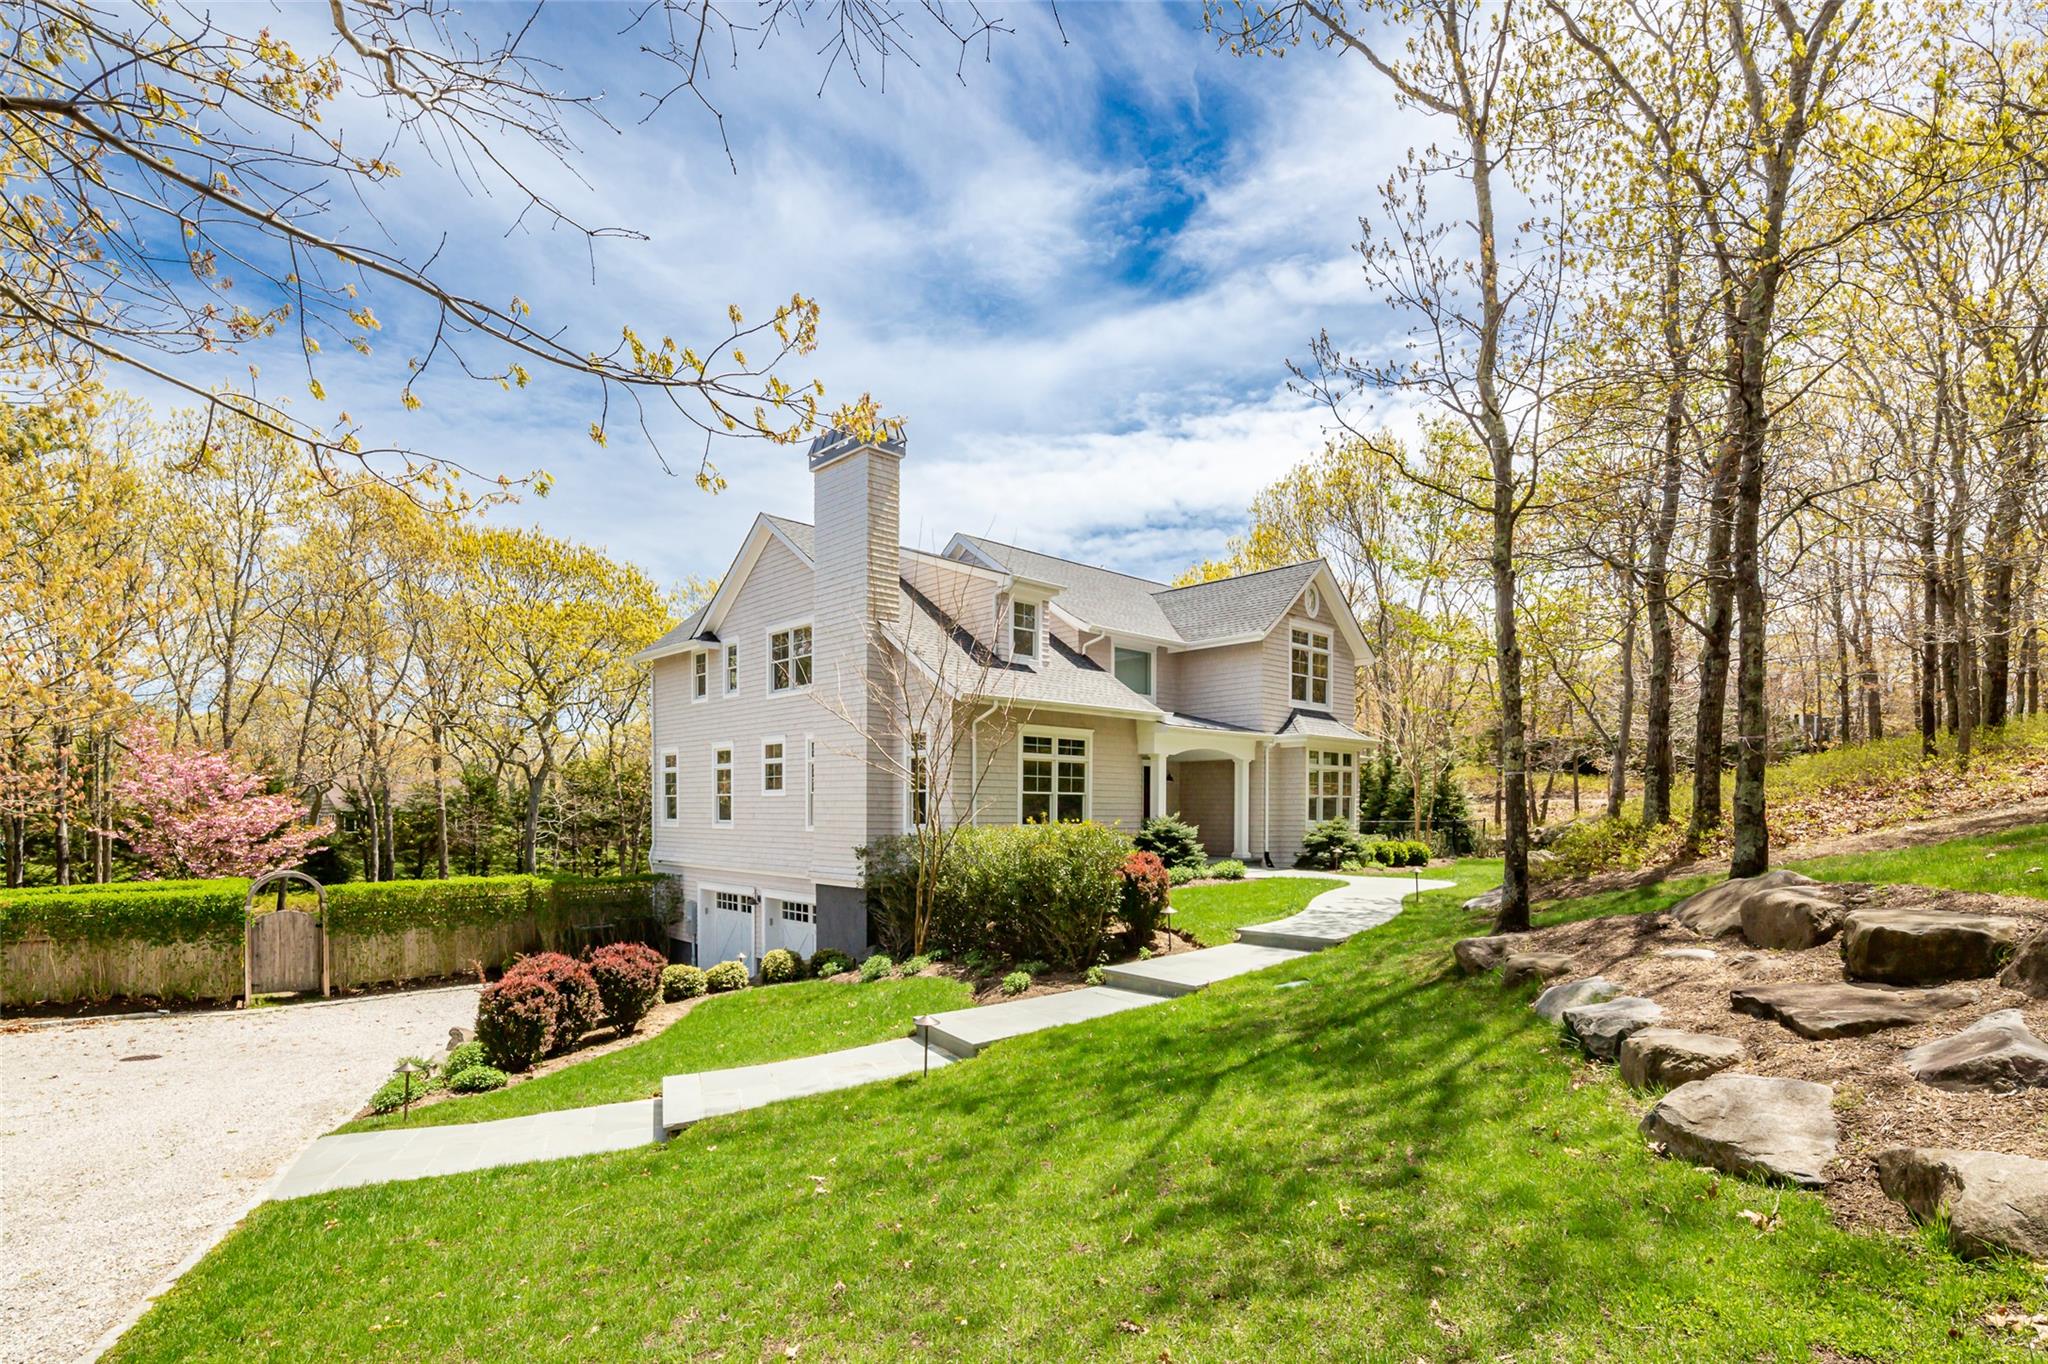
[1261,740,1272,867]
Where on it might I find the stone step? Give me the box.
[918,986,1163,1060]
[1236,925,1342,951]
[1100,942,1310,998]
[660,1038,945,1135]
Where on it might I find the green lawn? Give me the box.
[1543,820,2048,926]
[112,861,2043,1362]
[1166,874,1344,946]
[337,975,972,1133]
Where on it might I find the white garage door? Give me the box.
[767,898,817,959]
[699,889,757,970]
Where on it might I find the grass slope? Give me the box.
[1167,875,1344,947]
[1546,820,2048,927]
[113,864,2042,1362]
[338,975,972,1133]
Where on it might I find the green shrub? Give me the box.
[1133,815,1205,870]
[1166,862,1204,886]
[758,948,804,984]
[586,942,664,1034]
[661,964,707,1000]
[446,1064,508,1093]
[1401,841,1431,867]
[1372,840,1400,867]
[899,953,936,975]
[439,1041,486,1081]
[858,954,895,983]
[703,959,750,993]
[807,948,856,979]
[1137,946,1153,960]
[1017,959,1050,976]
[0,880,247,948]
[1339,858,1374,874]
[1000,970,1032,995]
[962,947,999,977]
[861,822,1132,971]
[1205,859,1247,880]
[1084,965,1106,985]
[1299,819,1366,870]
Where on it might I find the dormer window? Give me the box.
[1291,627,1331,708]
[1011,601,1040,663]
[1113,645,1153,697]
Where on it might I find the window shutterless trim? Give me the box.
[1016,724,1090,824]
[764,618,815,694]
[657,747,679,825]
[762,735,787,797]
[711,742,735,825]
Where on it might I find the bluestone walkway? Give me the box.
[268,871,1451,1201]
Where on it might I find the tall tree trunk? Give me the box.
[1729,370,1771,879]
[432,726,450,880]
[52,726,72,886]
[1609,590,1638,820]
[1829,561,1853,744]
[522,761,550,875]
[1689,422,1740,842]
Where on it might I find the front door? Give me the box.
[699,890,757,970]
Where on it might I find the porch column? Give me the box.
[1149,753,1169,822]
[1232,756,1251,859]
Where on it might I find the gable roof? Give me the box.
[1153,561,1324,643]
[951,535,1180,642]
[897,580,1163,718]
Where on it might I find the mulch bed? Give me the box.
[1481,883,2048,1235]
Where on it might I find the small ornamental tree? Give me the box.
[114,724,327,878]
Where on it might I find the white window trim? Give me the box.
[1305,746,1357,827]
[775,897,815,925]
[906,730,932,828]
[1016,724,1091,825]
[724,642,740,696]
[804,734,817,832]
[1112,643,1154,699]
[712,741,735,825]
[692,651,709,702]
[761,735,788,798]
[1290,619,1333,712]
[764,618,815,695]
[1010,599,1041,669]
[1304,584,1322,618]
[658,747,679,825]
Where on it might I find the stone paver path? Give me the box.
[266,872,1451,1204]
[0,985,479,1364]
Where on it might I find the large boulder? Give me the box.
[1620,1029,1744,1089]
[1463,887,1504,915]
[1563,996,1664,1061]
[1453,935,1515,975]
[1998,927,2048,997]
[1839,906,2026,985]
[1730,980,1979,1039]
[1532,976,1619,1023]
[1875,1147,2048,1260]
[1500,951,1576,989]
[1669,870,1823,939]
[1640,1073,1837,1187]
[1740,885,1848,951]
[1900,1010,2048,1092]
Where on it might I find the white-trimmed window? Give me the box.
[1020,729,1088,824]
[692,652,708,700]
[804,736,817,831]
[1011,600,1039,662]
[779,899,815,925]
[1307,748,1355,823]
[714,889,757,917]
[713,744,734,824]
[725,643,740,695]
[1113,645,1152,697]
[762,738,786,795]
[658,749,679,824]
[908,732,931,826]
[1291,627,1331,708]
[769,625,813,693]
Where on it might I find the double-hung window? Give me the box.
[1291,627,1331,708]
[908,732,931,826]
[769,625,812,692]
[762,738,786,795]
[725,644,739,695]
[1307,748,1355,823]
[1011,601,1039,663]
[713,745,733,824]
[692,652,708,700]
[1020,731,1087,823]
[1113,645,1152,697]
[658,749,678,824]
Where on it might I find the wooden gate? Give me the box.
[245,869,329,1000]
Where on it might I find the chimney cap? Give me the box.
[807,426,906,471]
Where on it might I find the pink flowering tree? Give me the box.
[114,725,327,878]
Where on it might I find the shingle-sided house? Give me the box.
[638,430,1374,968]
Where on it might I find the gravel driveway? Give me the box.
[1,986,479,1363]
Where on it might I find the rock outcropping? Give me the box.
[1839,906,2025,986]
[1669,870,1826,939]
[1729,980,1978,1039]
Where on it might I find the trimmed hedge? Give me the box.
[0,882,247,947]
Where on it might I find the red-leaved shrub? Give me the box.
[1115,850,1170,952]
[586,942,665,1034]
[506,952,603,1055]
[475,972,556,1071]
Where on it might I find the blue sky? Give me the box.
[153,1,1426,589]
